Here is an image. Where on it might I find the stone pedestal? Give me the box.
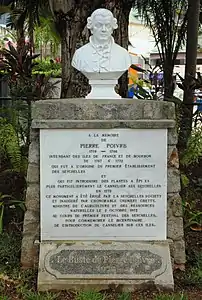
[38,241,173,291]
[86,80,121,99]
[21,99,185,291]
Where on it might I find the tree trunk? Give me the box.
[58,15,80,98]
[60,25,90,98]
[29,28,35,55]
[178,0,200,154]
[105,0,132,97]
[49,0,106,98]
[16,27,25,53]
[163,60,175,101]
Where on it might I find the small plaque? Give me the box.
[45,245,164,280]
[40,129,167,240]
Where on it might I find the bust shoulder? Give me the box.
[74,43,92,55]
[112,43,130,55]
[72,43,92,70]
[111,43,131,68]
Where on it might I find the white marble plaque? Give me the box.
[40,129,167,241]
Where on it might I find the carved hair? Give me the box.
[87,8,118,30]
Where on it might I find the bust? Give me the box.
[72,8,131,73]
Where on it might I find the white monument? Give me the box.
[72,8,132,99]
[25,7,176,293]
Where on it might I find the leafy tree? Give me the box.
[178,0,201,155]
[0,0,48,52]
[34,16,60,59]
[133,0,188,101]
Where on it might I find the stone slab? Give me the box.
[40,128,167,241]
[32,119,175,129]
[38,241,174,291]
[32,98,175,121]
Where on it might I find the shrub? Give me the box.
[0,231,22,274]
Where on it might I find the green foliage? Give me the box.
[0,114,26,231]
[0,231,21,274]
[3,101,30,148]
[0,42,47,102]
[180,174,189,188]
[182,185,202,229]
[75,291,105,300]
[180,123,202,230]
[0,43,39,79]
[32,58,61,78]
[180,127,202,167]
[13,269,38,296]
[129,76,153,100]
[0,117,21,171]
[0,43,61,148]
[20,291,59,300]
[0,296,11,300]
[133,0,188,100]
[32,69,61,78]
[117,292,131,300]
[0,42,59,100]
[154,294,188,300]
[33,58,61,73]
[183,203,202,229]
[133,0,188,61]
[0,43,41,120]
[184,252,202,286]
[34,16,60,58]
[129,62,163,100]
[0,192,25,234]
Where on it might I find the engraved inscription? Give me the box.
[47,249,163,277]
[40,129,167,240]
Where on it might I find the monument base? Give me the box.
[86,80,121,99]
[37,241,174,292]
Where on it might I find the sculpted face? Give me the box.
[71,8,132,98]
[92,15,113,43]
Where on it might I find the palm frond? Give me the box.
[132,0,188,66]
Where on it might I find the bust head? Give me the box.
[87,9,118,44]
[71,8,131,99]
